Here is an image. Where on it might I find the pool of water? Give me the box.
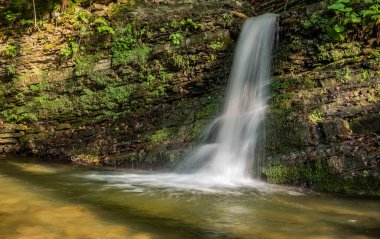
[0,156,379,239]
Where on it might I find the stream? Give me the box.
[0,156,379,239]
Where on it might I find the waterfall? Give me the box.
[84,13,279,191]
[177,13,279,181]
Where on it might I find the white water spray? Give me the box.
[177,13,279,181]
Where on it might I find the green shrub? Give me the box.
[169,32,183,45]
[2,44,17,58]
[93,17,115,35]
[327,0,380,41]
[112,45,151,66]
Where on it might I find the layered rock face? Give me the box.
[265,2,379,195]
[0,0,378,195]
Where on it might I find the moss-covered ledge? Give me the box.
[264,158,380,196]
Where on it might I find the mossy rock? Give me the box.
[264,160,380,196]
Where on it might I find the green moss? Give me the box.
[265,165,294,184]
[196,103,218,119]
[192,119,207,139]
[150,129,169,144]
[112,45,151,66]
[317,43,361,62]
[271,93,295,111]
[359,69,369,83]
[264,160,380,196]
[0,90,5,105]
[74,54,98,77]
[309,110,325,124]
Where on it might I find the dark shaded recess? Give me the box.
[350,113,380,135]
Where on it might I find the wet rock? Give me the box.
[321,119,351,140]
[350,113,380,135]
[0,128,16,134]
[328,156,344,173]
[2,145,21,153]
[0,133,23,138]
[56,123,73,131]
[0,138,18,145]
[93,59,111,72]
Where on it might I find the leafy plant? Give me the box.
[7,64,16,75]
[93,17,115,35]
[221,13,233,27]
[169,32,183,45]
[60,41,79,58]
[327,0,380,41]
[112,45,151,66]
[114,24,136,50]
[172,54,190,70]
[4,11,21,24]
[309,110,325,123]
[180,18,202,31]
[2,44,17,58]
[111,24,152,66]
[20,19,34,26]
[210,41,224,50]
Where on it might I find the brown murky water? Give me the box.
[0,156,379,239]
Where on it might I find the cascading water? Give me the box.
[85,13,279,191]
[177,13,279,182]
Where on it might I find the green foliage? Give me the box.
[93,17,115,35]
[150,129,169,144]
[271,78,297,92]
[265,159,380,195]
[360,69,370,82]
[112,45,151,66]
[196,103,218,119]
[88,72,118,88]
[179,18,202,31]
[326,0,380,41]
[73,54,102,77]
[1,44,17,58]
[60,41,79,58]
[20,19,34,26]
[0,90,5,105]
[112,24,151,66]
[309,110,325,123]
[1,0,58,27]
[169,32,183,46]
[140,72,167,101]
[210,41,224,50]
[105,85,134,106]
[171,54,190,70]
[265,165,294,184]
[221,13,233,27]
[272,93,294,111]
[301,12,330,30]
[114,24,136,50]
[335,66,353,83]
[7,64,16,76]
[4,11,22,23]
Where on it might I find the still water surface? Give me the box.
[0,156,379,239]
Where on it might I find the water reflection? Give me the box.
[0,157,379,239]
